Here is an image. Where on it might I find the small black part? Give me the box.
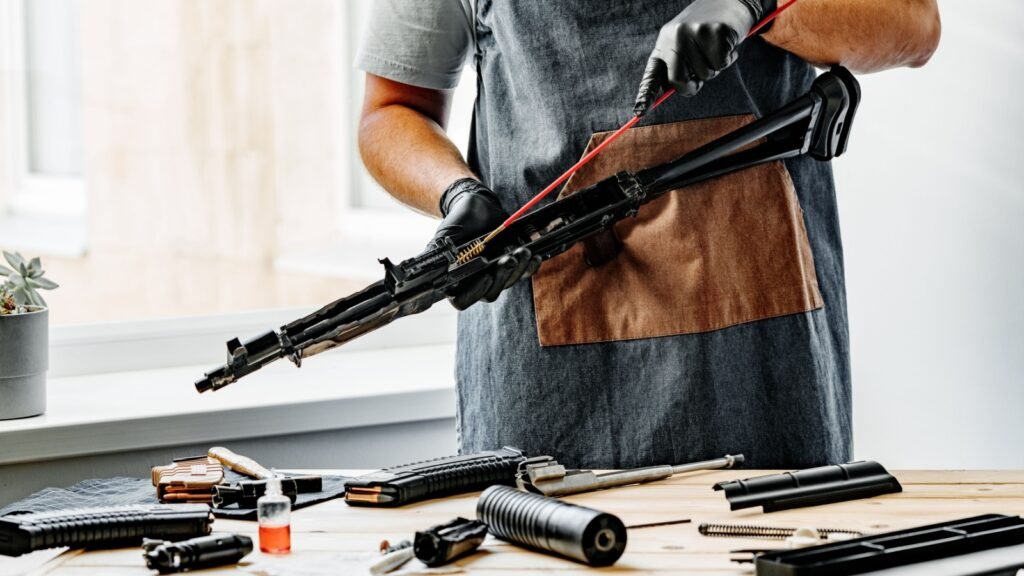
[381,257,401,294]
[413,517,488,567]
[753,514,1024,576]
[828,65,861,156]
[143,533,253,574]
[213,476,321,509]
[807,67,860,161]
[713,461,902,513]
[0,504,213,557]
[226,337,243,359]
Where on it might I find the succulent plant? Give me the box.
[0,251,59,313]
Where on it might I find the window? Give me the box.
[0,1,475,327]
[0,0,86,219]
[25,0,83,178]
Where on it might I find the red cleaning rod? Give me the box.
[500,88,675,229]
[461,0,800,259]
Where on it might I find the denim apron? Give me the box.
[457,0,852,469]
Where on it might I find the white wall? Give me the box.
[839,0,1024,468]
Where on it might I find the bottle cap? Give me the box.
[267,469,282,495]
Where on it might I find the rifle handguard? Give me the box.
[344,447,527,507]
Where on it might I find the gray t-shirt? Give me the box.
[356,0,474,90]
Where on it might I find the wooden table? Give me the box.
[7,470,1024,575]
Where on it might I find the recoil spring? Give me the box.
[698,522,863,540]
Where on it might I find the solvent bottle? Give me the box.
[257,475,292,554]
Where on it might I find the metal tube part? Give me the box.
[477,485,627,567]
[519,454,743,497]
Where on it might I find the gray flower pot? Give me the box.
[0,306,47,420]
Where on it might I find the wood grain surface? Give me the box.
[7,469,1024,575]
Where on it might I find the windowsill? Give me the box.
[0,343,457,466]
[0,211,86,258]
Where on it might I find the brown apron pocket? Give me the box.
[531,115,823,347]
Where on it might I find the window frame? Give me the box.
[0,0,458,380]
[337,1,432,246]
[0,0,87,221]
[334,0,476,250]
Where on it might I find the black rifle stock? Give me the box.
[196,67,859,393]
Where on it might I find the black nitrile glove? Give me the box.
[634,0,776,115]
[428,178,542,311]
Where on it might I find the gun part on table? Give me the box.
[0,504,213,557]
[516,454,744,497]
[699,522,863,540]
[713,460,902,513]
[195,66,860,393]
[344,447,527,507]
[749,514,1024,575]
[151,455,224,503]
[414,517,488,567]
[478,485,628,567]
[213,475,323,508]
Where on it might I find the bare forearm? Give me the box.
[358,77,476,218]
[764,0,941,72]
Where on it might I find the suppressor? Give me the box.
[476,485,626,567]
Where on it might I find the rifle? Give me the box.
[195,66,860,393]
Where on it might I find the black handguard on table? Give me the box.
[212,475,322,509]
[752,514,1024,576]
[0,504,213,557]
[195,67,860,394]
[344,447,527,507]
[713,460,902,512]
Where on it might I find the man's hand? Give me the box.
[428,178,541,310]
[634,0,774,115]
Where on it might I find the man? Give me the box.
[357,1,940,468]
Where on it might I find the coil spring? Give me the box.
[698,522,862,540]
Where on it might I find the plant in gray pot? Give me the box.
[0,251,59,420]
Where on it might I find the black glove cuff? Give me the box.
[749,0,779,34]
[439,178,500,217]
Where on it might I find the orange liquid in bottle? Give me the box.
[259,524,291,554]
